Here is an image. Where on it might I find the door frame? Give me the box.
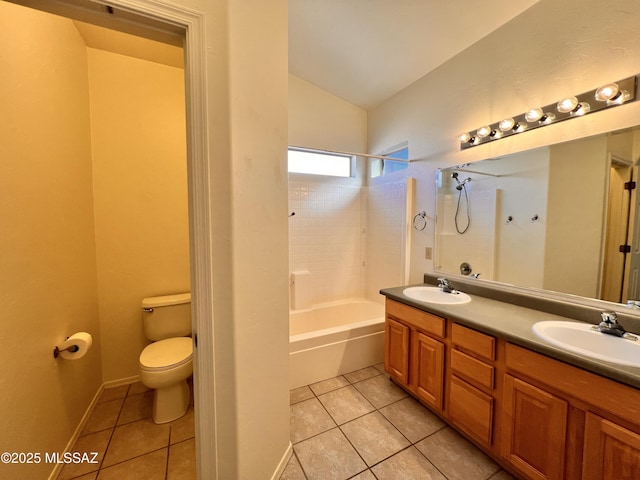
[8,0,216,477]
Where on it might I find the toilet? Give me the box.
[138,293,193,424]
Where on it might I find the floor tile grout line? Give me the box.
[290,449,310,480]
[292,366,514,480]
[61,382,196,480]
[99,445,169,472]
[291,366,514,480]
[94,385,129,476]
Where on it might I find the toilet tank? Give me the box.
[142,293,191,341]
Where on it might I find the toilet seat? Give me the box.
[139,337,193,371]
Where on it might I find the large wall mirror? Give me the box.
[435,126,640,306]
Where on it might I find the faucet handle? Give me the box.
[600,311,618,324]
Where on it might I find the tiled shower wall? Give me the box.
[288,177,407,308]
[366,180,408,301]
[289,179,366,305]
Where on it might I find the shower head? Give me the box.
[451,172,459,180]
[455,177,471,190]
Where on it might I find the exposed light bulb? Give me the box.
[459,132,471,143]
[476,126,491,138]
[571,102,590,116]
[557,96,579,113]
[499,118,515,132]
[540,112,556,124]
[595,83,620,102]
[607,90,631,106]
[525,107,544,122]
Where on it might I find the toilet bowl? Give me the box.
[139,337,193,424]
[138,293,193,424]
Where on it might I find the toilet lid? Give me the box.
[139,337,193,370]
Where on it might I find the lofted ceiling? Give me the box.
[289,0,540,110]
[74,1,540,111]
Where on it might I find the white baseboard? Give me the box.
[271,442,293,480]
[47,375,143,480]
[103,374,140,389]
[47,384,104,480]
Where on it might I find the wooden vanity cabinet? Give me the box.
[384,298,640,480]
[504,343,640,480]
[384,299,446,411]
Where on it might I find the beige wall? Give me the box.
[0,4,102,479]
[368,0,640,284]
[289,74,367,153]
[545,137,608,297]
[88,48,189,382]
[224,1,290,476]
[2,0,292,478]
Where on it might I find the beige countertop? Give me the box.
[381,283,640,390]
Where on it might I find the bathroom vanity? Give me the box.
[381,276,640,480]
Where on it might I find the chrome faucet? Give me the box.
[597,311,626,337]
[596,311,637,341]
[437,277,456,294]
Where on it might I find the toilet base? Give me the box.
[151,379,190,424]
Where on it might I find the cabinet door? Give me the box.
[502,375,568,480]
[411,331,444,410]
[583,412,640,480]
[385,317,410,385]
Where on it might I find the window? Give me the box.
[288,147,352,177]
[370,145,410,178]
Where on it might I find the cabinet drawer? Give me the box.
[451,349,495,392]
[451,323,495,361]
[448,375,494,445]
[386,299,445,338]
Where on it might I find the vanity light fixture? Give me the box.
[459,75,638,150]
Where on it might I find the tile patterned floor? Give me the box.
[57,365,516,480]
[283,364,516,480]
[57,380,195,480]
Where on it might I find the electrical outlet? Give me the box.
[425,247,432,260]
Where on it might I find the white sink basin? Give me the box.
[402,286,471,305]
[532,321,640,367]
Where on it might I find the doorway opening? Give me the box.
[4,0,214,477]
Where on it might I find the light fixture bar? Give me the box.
[459,75,637,150]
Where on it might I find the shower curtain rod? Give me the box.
[454,168,501,177]
[289,145,414,163]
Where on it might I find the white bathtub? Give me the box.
[289,299,385,389]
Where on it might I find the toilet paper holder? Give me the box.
[53,341,79,359]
